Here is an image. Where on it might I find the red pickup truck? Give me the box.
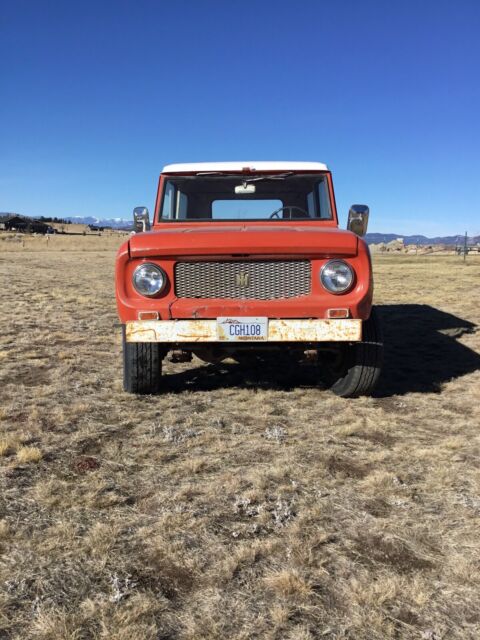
[115,162,383,397]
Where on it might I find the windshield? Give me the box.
[158,173,333,221]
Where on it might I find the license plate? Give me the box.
[217,317,268,341]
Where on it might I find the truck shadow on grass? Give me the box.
[375,303,479,396]
[163,304,480,396]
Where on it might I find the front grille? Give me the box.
[175,260,311,300]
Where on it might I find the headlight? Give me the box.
[320,260,354,294]
[133,263,166,297]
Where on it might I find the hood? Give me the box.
[128,224,358,258]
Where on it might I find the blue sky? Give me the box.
[1,0,479,235]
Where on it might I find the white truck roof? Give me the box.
[162,161,328,173]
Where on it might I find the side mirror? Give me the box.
[133,206,150,233]
[347,205,369,237]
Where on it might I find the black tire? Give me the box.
[320,307,383,398]
[122,326,164,394]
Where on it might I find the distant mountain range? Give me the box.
[364,233,479,246]
[0,213,133,230]
[64,218,478,245]
[2,213,478,244]
[64,216,132,229]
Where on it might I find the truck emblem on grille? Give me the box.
[236,272,250,287]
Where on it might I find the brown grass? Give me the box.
[0,439,13,457]
[0,231,127,252]
[0,246,479,639]
[16,446,43,464]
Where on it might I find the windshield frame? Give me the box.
[154,171,338,224]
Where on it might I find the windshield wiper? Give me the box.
[194,171,295,181]
[195,171,230,175]
[242,172,294,183]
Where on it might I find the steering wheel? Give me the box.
[269,206,309,219]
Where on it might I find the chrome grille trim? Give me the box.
[174,260,311,300]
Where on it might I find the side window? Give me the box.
[307,191,315,217]
[177,191,188,219]
[317,178,332,219]
[161,181,175,219]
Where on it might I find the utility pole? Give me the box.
[464,231,467,262]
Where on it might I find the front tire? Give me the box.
[320,308,383,398]
[122,326,164,394]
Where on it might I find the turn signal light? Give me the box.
[138,311,159,320]
[327,308,349,319]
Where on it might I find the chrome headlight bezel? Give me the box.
[132,263,167,297]
[320,260,355,294]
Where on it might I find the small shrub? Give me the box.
[0,439,14,457]
[16,446,42,464]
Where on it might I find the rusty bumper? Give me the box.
[125,319,362,343]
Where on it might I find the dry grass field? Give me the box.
[1,238,479,640]
[0,232,129,253]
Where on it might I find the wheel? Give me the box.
[122,326,164,394]
[320,308,383,398]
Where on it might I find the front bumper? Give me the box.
[125,319,362,343]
